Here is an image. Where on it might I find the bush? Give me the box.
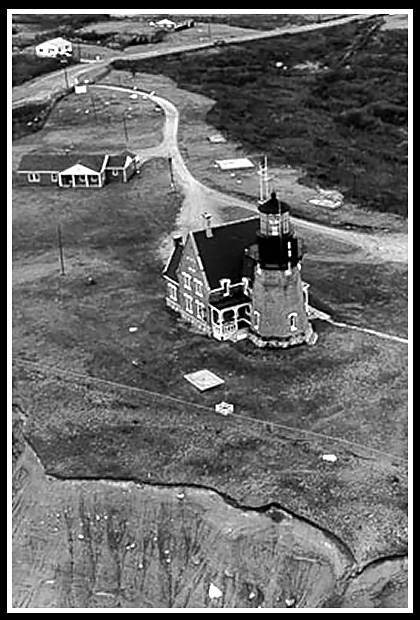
[12,54,73,88]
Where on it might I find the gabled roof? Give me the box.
[37,37,72,48]
[18,152,108,174]
[61,154,108,174]
[193,217,259,290]
[163,241,184,283]
[107,150,136,169]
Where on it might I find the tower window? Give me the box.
[289,312,298,332]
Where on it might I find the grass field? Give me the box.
[12,83,164,163]
[13,147,408,564]
[115,18,408,218]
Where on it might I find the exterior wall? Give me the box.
[250,265,313,344]
[18,171,59,186]
[174,234,210,329]
[124,160,136,181]
[106,168,124,183]
[106,161,136,183]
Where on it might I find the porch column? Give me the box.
[72,175,76,188]
[85,175,89,188]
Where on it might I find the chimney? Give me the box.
[202,212,213,238]
[173,235,183,248]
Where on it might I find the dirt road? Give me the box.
[92,84,408,265]
[12,14,371,109]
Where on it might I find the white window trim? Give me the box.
[253,310,261,331]
[112,169,119,176]
[195,300,205,321]
[182,272,192,290]
[289,312,298,332]
[51,173,58,182]
[168,282,178,301]
[28,173,40,183]
[194,278,203,297]
[184,293,193,314]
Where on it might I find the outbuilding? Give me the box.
[105,150,138,183]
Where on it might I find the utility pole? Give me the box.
[90,93,99,123]
[61,59,70,90]
[168,156,175,189]
[57,225,65,276]
[122,112,129,143]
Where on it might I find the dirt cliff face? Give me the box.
[12,428,351,609]
[12,422,407,609]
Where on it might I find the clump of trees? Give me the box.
[75,28,167,50]
[12,53,76,88]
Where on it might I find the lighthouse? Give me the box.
[248,192,317,348]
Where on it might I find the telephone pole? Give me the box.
[122,111,129,143]
[168,156,175,189]
[57,225,65,276]
[60,58,70,90]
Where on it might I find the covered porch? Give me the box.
[209,293,252,341]
[58,162,105,188]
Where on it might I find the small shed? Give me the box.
[105,150,138,183]
[215,158,255,171]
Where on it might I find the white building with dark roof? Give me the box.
[17,150,139,188]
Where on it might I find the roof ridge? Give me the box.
[192,213,258,236]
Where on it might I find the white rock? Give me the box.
[322,454,337,463]
[128,326,138,333]
[209,583,223,599]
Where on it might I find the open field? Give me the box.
[12,19,409,608]
[102,70,407,235]
[116,18,408,218]
[13,145,408,568]
[12,85,164,164]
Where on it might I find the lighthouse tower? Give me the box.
[249,192,317,348]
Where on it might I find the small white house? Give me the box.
[35,37,73,58]
[154,18,177,29]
